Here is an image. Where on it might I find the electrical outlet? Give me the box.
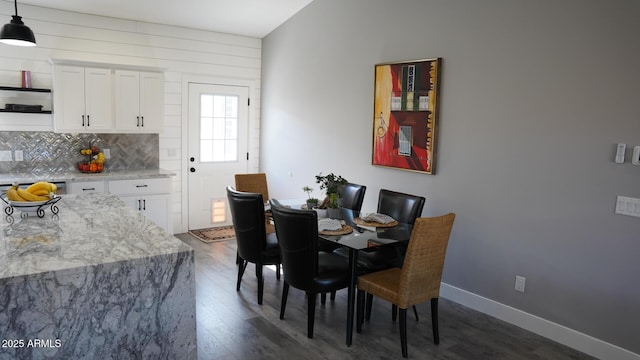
[103,148,110,159]
[14,150,23,161]
[515,276,526,293]
[0,150,12,162]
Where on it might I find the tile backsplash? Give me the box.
[0,131,159,175]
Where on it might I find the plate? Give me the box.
[8,199,49,207]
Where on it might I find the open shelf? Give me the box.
[0,109,52,114]
[0,86,51,93]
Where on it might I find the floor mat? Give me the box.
[189,225,236,243]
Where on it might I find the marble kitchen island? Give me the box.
[0,194,196,360]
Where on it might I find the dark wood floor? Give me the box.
[176,233,597,360]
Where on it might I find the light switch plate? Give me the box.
[615,196,640,218]
[632,146,640,165]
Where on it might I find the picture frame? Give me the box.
[371,58,442,174]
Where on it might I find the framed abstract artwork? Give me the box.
[372,58,442,174]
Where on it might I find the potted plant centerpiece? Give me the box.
[315,172,347,219]
[303,186,319,210]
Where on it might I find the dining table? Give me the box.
[317,208,413,347]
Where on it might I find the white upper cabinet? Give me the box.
[115,70,164,133]
[53,65,113,133]
[52,62,165,134]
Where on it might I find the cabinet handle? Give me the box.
[82,115,85,126]
[82,188,95,191]
[87,115,90,127]
[141,116,144,127]
[136,184,148,188]
[137,199,141,211]
[142,199,146,210]
[136,116,140,127]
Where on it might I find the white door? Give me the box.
[187,83,249,230]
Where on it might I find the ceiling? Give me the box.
[18,0,314,38]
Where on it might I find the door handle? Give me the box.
[190,167,196,173]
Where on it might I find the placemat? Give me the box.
[353,217,398,228]
[319,224,353,235]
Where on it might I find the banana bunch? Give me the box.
[6,182,57,202]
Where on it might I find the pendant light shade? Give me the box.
[0,0,36,47]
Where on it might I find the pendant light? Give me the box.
[0,0,36,47]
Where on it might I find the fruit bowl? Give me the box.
[77,161,104,173]
[1,194,61,218]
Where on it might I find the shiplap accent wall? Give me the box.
[0,3,262,233]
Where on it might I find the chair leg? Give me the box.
[431,298,439,345]
[356,290,365,333]
[392,304,398,322]
[279,282,289,320]
[399,308,408,358]
[256,264,264,305]
[413,305,419,322]
[307,292,317,338]
[321,293,327,304]
[365,293,373,321]
[276,264,281,280]
[330,290,336,301]
[236,259,247,291]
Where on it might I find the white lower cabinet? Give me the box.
[108,178,172,234]
[117,194,171,233]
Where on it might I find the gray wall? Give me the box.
[261,0,640,355]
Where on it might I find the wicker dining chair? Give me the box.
[235,173,270,202]
[356,213,456,358]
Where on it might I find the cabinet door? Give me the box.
[114,70,141,132]
[141,195,172,234]
[139,72,164,133]
[53,65,86,132]
[118,194,171,234]
[84,68,113,131]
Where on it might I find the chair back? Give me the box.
[226,186,268,263]
[235,173,269,202]
[398,213,456,307]
[377,189,425,225]
[270,203,319,291]
[339,183,367,212]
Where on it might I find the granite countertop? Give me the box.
[0,169,175,185]
[0,193,191,281]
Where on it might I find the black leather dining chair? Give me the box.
[377,189,425,226]
[270,201,350,339]
[226,186,281,305]
[338,183,367,212]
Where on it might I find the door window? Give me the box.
[200,94,239,162]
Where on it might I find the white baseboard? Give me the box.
[440,283,640,360]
